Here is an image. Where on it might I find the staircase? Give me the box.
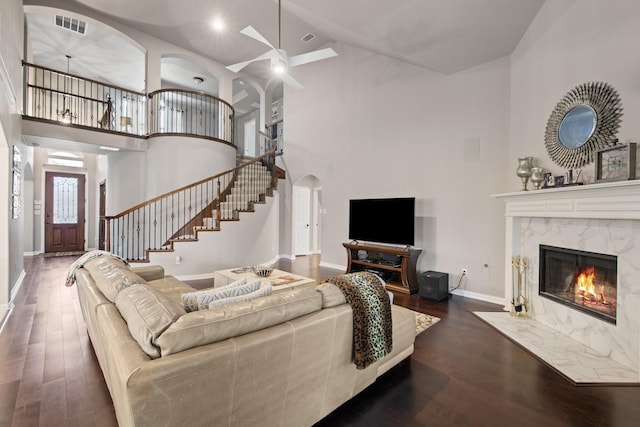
[105,143,284,263]
[218,162,275,220]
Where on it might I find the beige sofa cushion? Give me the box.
[115,284,186,358]
[157,287,322,356]
[147,275,195,303]
[207,284,272,309]
[182,279,260,311]
[83,256,146,302]
[315,283,347,308]
[131,265,165,281]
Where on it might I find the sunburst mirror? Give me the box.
[544,82,623,169]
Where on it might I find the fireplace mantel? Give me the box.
[491,180,640,220]
[489,180,640,383]
[492,180,640,311]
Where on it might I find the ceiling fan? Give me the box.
[226,0,337,89]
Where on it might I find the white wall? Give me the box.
[106,151,147,215]
[0,0,24,320]
[284,42,510,298]
[509,0,640,190]
[144,136,236,200]
[107,137,236,214]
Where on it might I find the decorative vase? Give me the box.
[516,157,533,191]
[530,167,545,190]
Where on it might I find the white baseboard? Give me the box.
[11,270,26,302]
[319,261,346,271]
[1,269,25,334]
[278,254,296,261]
[450,288,505,306]
[0,303,15,334]
[24,251,40,257]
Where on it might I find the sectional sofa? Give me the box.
[72,255,417,426]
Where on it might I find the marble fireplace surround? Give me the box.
[490,181,640,384]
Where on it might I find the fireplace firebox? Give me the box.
[539,245,617,324]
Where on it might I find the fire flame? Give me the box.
[575,266,607,304]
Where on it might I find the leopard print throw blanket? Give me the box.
[323,272,393,370]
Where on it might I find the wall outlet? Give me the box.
[461,268,468,276]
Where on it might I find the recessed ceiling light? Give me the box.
[211,17,224,32]
[193,76,204,85]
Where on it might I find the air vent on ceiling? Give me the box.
[301,32,316,43]
[55,15,87,35]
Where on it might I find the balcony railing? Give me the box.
[22,62,235,147]
[148,89,235,146]
[22,61,146,135]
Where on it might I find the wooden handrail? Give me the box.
[105,144,277,220]
[104,138,279,260]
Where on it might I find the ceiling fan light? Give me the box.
[272,59,286,74]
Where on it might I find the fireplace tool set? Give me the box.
[511,256,530,318]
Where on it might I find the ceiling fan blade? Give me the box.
[280,72,304,90]
[288,48,338,68]
[240,26,275,50]
[226,50,280,73]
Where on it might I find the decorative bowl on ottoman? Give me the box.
[252,263,274,277]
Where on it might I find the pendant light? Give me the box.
[57,55,76,124]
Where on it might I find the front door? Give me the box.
[45,172,85,253]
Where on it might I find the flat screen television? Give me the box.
[348,197,415,246]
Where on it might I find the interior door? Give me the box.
[293,186,311,255]
[244,118,256,157]
[45,172,85,253]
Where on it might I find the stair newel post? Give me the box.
[105,217,111,252]
[216,179,222,224]
[270,152,275,188]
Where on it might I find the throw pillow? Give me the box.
[208,284,273,309]
[115,284,187,358]
[181,279,261,312]
[181,277,247,312]
[217,277,248,289]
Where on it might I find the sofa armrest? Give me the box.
[131,265,165,281]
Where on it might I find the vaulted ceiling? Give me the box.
[24,0,545,123]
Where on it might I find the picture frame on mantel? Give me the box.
[595,143,637,182]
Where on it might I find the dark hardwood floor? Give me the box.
[1,254,640,426]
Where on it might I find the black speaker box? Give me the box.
[419,271,449,301]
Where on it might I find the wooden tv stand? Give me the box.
[343,242,422,294]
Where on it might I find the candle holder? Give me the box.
[516,157,533,191]
[530,167,545,190]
